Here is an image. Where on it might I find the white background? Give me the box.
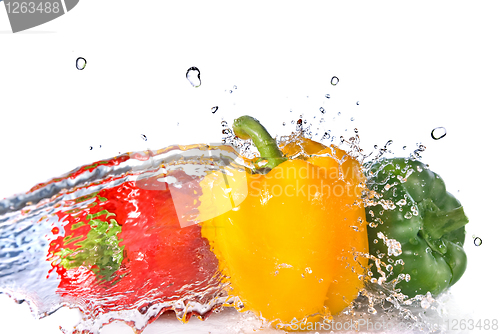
[1,1,500,333]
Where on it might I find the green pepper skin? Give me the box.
[365,158,468,297]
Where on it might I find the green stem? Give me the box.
[232,116,287,169]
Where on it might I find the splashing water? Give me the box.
[0,144,259,333]
[1,115,457,333]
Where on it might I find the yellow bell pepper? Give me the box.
[200,116,368,327]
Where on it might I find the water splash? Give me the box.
[0,144,255,333]
[1,115,457,333]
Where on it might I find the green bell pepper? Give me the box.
[365,157,468,297]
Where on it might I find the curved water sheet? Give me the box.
[0,143,249,333]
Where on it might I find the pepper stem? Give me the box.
[232,116,287,169]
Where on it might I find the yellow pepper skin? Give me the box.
[200,117,368,325]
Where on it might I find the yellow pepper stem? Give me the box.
[232,115,287,169]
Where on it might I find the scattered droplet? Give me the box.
[89,146,93,150]
[186,67,201,87]
[76,57,87,70]
[141,134,147,141]
[421,298,431,309]
[211,106,218,114]
[330,76,339,86]
[325,94,330,99]
[350,117,355,121]
[431,127,447,140]
[305,267,312,274]
[282,122,286,126]
[474,236,482,246]
[319,107,325,114]
[356,101,360,105]
[229,90,233,94]
[233,85,237,90]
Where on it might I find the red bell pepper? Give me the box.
[47,168,221,322]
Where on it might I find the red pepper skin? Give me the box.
[47,171,220,320]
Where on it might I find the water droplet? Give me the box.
[221,121,228,127]
[319,107,325,114]
[141,134,147,141]
[356,101,360,105]
[474,237,482,246]
[282,122,286,126]
[186,66,201,87]
[421,298,431,309]
[338,111,341,116]
[330,76,339,86]
[233,85,237,90]
[89,146,93,150]
[431,127,447,140]
[350,117,355,121]
[301,274,305,278]
[305,267,312,274]
[325,94,331,99]
[76,57,87,70]
[211,106,218,114]
[229,90,233,94]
